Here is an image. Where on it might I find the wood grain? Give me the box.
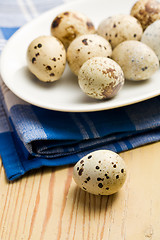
[0,142,160,240]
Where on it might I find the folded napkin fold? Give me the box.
[1,76,160,181]
[1,0,160,181]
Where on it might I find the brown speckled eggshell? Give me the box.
[78,57,124,100]
[50,11,95,48]
[73,150,127,196]
[130,0,160,30]
[112,40,159,81]
[97,14,143,49]
[67,34,112,76]
[27,35,66,82]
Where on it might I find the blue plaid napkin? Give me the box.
[0,0,160,181]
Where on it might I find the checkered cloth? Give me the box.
[0,0,160,181]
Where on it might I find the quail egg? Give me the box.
[50,11,95,48]
[97,14,143,48]
[78,57,124,100]
[141,20,160,60]
[112,40,159,81]
[73,150,127,195]
[67,34,112,76]
[130,0,160,30]
[27,35,66,82]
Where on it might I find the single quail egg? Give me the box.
[67,34,112,76]
[130,0,160,30]
[141,20,160,60]
[50,11,95,48]
[78,57,124,100]
[27,35,66,82]
[73,150,127,195]
[112,40,159,81]
[97,14,143,48]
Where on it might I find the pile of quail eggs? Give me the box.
[27,0,160,101]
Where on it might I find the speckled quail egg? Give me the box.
[112,40,159,81]
[73,150,127,195]
[130,0,160,30]
[67,34,112,76]
[78,57,124,100]
[141,20,160,60]
[50,11,95,48]
[97,14,143,49]
[27,35,66,82]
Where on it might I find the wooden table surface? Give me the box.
[0,142,160,240]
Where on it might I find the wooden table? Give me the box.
[0,142,160,240]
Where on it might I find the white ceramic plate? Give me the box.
[1,0,160,112]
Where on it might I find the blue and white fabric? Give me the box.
[0,0,160,181]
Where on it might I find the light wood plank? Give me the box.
[0,142,160,239]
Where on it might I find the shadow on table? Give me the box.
[69,183,119,214]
